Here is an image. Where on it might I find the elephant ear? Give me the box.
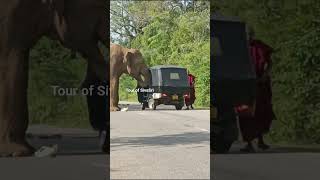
[124,51,134,74]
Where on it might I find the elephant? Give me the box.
[110,44,151,111]
[0,0,109,156]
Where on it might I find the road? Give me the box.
[0,125,108,180]
[111,102,210,179]
[213,142,320,180]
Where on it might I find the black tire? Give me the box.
[213,140,233,154]
[175,105,183,110]
[211,131,234,154]
[142,102,148,110]
[211,104,237,154]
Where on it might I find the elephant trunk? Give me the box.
[137,66,151,88]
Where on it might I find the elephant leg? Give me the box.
[82,46,108,85]
[80,45,109,153]
[0,49,34,157]
[110,77,121,111]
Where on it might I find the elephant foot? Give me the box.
[0,141,35,157]
[110,106,121,112]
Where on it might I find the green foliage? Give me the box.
[119,75,138,102]
[112,0,211,107]
[214,0,320,143]
[28,38,90,128]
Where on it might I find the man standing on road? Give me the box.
[237,28,275,152]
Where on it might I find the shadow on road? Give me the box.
[111,132,209,149]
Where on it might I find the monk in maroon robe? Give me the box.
[236,29,275,152]
[185,73,196,110]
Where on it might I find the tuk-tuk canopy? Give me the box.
[149,65,189,87]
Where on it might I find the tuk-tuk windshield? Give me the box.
[212,37,223,56]
[161,68,189,87]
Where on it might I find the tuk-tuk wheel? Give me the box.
[175,105,183,110]
[142,102,147,110]
[212,139,233,154]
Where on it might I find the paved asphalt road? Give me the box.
[111,102,210,179]
[0,125,108,180]
[4,102,319,180]
[213,142,320,180]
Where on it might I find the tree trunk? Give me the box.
[0,48,34,157]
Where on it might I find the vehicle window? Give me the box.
[170,73,180,80]
[212,37,222,56]
[161,68,188,87]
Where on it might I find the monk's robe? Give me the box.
[185,74,196,106]
[237,39,275,142]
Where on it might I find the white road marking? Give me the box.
[195,127,210,132]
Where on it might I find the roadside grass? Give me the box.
[266,136,320,149]
[29,95,92,129]
[120,94,137,102]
